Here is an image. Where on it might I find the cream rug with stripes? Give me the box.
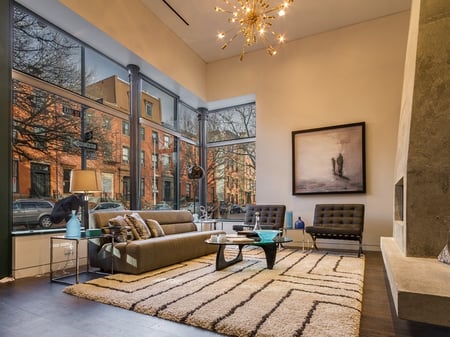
[64,247,364,337]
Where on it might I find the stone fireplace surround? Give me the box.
[381,0,450,328]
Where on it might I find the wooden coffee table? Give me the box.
[206,236,292,270]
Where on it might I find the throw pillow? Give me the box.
[107,215,132,242]
[125,213,152,240]
[145,218,165,237]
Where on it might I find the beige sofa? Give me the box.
[88,210,224,274]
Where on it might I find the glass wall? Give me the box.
[12,79,131,232]
[11,3,256,234]
[13,6,82,93]
[141,80,177,130]
[207,103,256,220]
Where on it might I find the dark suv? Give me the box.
[13,199,54,229]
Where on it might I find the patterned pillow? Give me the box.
[107,215,132,242]
[145,219,165,237]
[125,213,152,240]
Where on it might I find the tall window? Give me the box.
[11,4,256,237]
[63,169,71,194]
[207,103,256,220]
[122,120,130,135]
[145,101,153,117]
[12,161,18,193]
[103,117,112,130]
[163,135,170,149]
[104,143,113,162]
[122,146,129,164]
[141,150,145,166]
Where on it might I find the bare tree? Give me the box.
[12,7,107,162]
[13,7,82,90]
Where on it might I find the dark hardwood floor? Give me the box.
[1,251,449,337]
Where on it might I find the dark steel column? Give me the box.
[127,64,141,210]
[0,0,12,278]
[198,107,208,209]
[80,46,87,169]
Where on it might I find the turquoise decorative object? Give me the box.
[285,211,293,229]
[66,210,81,238]
[254,230,280,242]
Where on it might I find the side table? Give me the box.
[50,234,113,285]
[197,219,223,231]
[283,228,311,250]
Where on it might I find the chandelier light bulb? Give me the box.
[267,46,277,56]
[214,0,295,61]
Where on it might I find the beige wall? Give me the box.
[207,12,411,251]
[13,234,88,279]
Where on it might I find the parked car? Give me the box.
[13,199,54,228]
[229,204,245,214]
[90,202,125,212]
[152,203,172,210]
[181,202,200,214]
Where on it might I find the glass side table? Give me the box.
[197,219,223,231]
[50,234,113,285]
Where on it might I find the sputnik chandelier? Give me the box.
[215,0,295,61]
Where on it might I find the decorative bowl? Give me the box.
[254,230,280,242]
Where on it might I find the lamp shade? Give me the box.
[70,169,102,193]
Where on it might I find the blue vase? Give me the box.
[66,210,81,238]
[295,217,305,230]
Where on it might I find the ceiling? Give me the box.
[141,0,411,63]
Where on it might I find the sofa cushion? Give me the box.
[107,215,131,242]
[145,219,165,237]
[93,210,194,229]
[161,222,197,235]
[125,213,152,240]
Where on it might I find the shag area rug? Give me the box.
[64,247,364,337]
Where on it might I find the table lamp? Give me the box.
[70,169,102,230]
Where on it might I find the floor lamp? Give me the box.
[70,169,102,230]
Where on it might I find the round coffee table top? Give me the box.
[206,236,292,245]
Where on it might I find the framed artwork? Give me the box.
[292,122,366,195]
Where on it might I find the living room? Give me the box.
[1,0,450,336]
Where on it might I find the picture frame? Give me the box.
[292,122,366,195]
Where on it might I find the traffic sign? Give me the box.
[72,139,98,150]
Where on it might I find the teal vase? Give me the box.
[285,211,293,229]
[66,210,81,238]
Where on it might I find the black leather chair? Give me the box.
[305,204,365,257]
[232,204,286,232]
